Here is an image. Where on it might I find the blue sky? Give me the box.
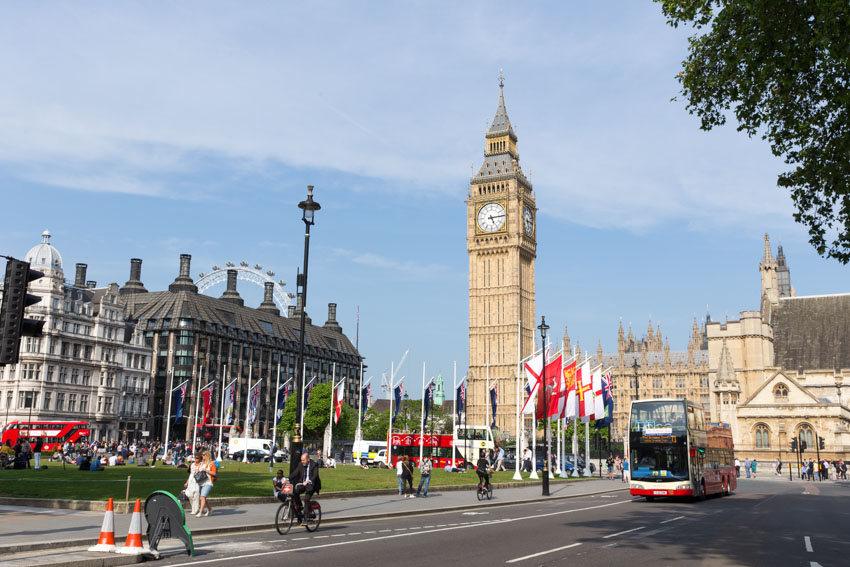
[1,2,845,396]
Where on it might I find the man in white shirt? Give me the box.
[108,453,117,466]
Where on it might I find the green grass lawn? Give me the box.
[0,461,590,501]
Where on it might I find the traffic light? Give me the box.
[800,439,807,453]
[790,439,798,451]
[819,436,825,450]
[0,258,45,365]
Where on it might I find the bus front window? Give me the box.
[630,436,688,481]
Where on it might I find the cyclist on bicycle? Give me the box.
[289,451,321,526]
[476,449,491,490]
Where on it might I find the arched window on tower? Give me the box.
[774,384,788,401]
[755,424,770,448]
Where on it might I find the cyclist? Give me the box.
[476,449,491,491]
[289,451,321,525]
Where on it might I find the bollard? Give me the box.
[126,476,132,501]
[788,462,792,481]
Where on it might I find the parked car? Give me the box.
[230,449,270,463]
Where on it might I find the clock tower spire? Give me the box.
[466,73,537,436]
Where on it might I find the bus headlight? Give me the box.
[630,484,641,489]
[677,483,691,490]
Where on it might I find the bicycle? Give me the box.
[476,473,493,501]
[274,480,322,534]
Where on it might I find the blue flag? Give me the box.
[456,384,465,417]
[275,384,290,426]
[489,383,498,428]
[595,373,614,429]
[422,383,433,429]
[304,381,314,411]
[361,384,370,419]
[173,382,187,425]
[392,382,404,423]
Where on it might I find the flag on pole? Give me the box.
[223,379,237,426]
[173,381,188,424]
[333,381,345,425]
[592,366,604,420]
[456,383,465,417]
[489,383,498,428]
[562,358,579,419]
[200,383,214,427]
[247,381,261,426]
[303,379,315,411]
[275,383,290,426]
[595,372,614,429]
[422,382,434,429]
[361,384,370,419]
[537,354,562,420]
[577,360,594,420]
[520,352,544,415]
[392,382,404,423]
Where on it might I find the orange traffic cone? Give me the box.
[116,498,151,555]
[88,497,116,552]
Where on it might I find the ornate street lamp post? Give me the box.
[290,186,320,473]
[538,316,550,496]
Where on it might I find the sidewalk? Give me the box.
[0,477,626,565]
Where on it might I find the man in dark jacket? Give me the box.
[289,451,320,524]
[33,438,43,469]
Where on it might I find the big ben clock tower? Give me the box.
[466,75,536,435]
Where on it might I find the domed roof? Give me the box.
[25,230,63,273]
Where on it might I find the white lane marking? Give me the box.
[394,528,407,531]
[348,532,361,536]
[436,524,447,527]
[810,563,822,567]
[166,498,635,566]
[378,529,392,533]
[423,525,435,528]
[506,543,582,563]
[314,535,329,539]
[331,534,345,537]
[660,516,685,524]
[603,526,645,539]
[804,536,813,553]
[448,523,458,526]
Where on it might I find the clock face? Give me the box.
[477,202,506,233]
[523,206,534,236]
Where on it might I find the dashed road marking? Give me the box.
[660,516,685,524]
[506,543,582,563]
[603,526,645,539]
[804,536,813,553]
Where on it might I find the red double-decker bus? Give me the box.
[389,433,463,469]
[1,421,91,452]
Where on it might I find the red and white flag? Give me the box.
[333,382,345,425]
[540,354,563,419]
[200,383,214,427]
[561,358,579,419]
[577,359,595,420]
[520,352,544,415]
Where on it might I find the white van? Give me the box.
[228,438,273,456]
[352,440,387,467]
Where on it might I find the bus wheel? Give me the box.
[645,496,655,502]
[697,480,706,501]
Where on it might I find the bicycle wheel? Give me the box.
[275,501,293,535]
[486,486,493,500]
[476,486,484,501]
[304,502,322,532]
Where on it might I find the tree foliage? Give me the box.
[362,408,390,441]
[656,0,850,262]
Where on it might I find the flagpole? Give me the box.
[192,366,203,453]
[451,361,457,471]
[242,364,253,463]
[419,361,425,463]
[546,339,554,480]
[485,355,490,433]
[356,359,364,444]
[387,360,394,470]
[514,319,522,480]
[270,362,280,473]
[163,368,175,461]
[217,364,226,461]
[328,363,336,462]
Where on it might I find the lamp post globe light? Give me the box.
[290,186,321,474]
[538,316,550,497]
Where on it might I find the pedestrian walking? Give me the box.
[734,458,740,478]
[183,451,202,515]
[494,447,505,471]
[622,458,629,483]
[196,450,217,517]
[775,458,782,476]
[401,455,414,498]
[21,439,32,469]
[522,447,532,473]
[750,458,757,479]
[416,457,432,497]
[744,457,751,479]
[606,454,615,480]
[396,457,405,496]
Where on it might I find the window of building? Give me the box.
[80,395,88,413]
[755,424,770,448]
[774,384,788,401]
[798,425,814,449]
[56,392,65,411]
[59,367,68,383]
[19,391,37,409]
[97,396,103,413]
[42,392,52,410]
[68,393,77,412]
